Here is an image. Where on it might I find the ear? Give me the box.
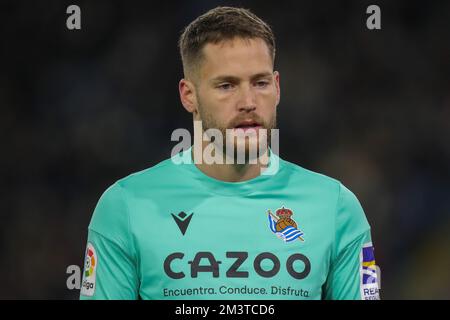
[179,79,198,114]
[273,71,281,106]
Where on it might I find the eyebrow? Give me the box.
[210,72,273,84]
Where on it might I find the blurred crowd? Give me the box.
[0,0,449,299]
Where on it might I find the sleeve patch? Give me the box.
[360,242,380,300]
[80,242,97,297]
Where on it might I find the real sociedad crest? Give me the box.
[268,206,305,243]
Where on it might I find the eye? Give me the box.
[217,83,234,90]
[255,80,270,88]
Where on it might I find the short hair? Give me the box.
[178,6,276,80]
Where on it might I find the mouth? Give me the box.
[233,120,262,132]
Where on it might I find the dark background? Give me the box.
[1,0,449,299]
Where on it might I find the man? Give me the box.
[80,6,380,300]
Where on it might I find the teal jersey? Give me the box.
[80,147,380,300]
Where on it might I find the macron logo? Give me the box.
[171,211,194,235]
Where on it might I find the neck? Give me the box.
[192,142,270,182]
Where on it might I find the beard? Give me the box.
[196,100,277,163]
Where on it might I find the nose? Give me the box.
[238,84,257,113]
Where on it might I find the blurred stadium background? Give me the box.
[0,0,449,299]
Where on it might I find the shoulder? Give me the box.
[113,155,183,192]
[280,158,370,251]
[279,157,365,216]
[89,156,177,224]
[280,157,342,193]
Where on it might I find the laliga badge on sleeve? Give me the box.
[80,242,97,297]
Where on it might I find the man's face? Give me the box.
[188,37,280,157]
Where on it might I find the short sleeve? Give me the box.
[323,183,380,300]
[80,183,139,300]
